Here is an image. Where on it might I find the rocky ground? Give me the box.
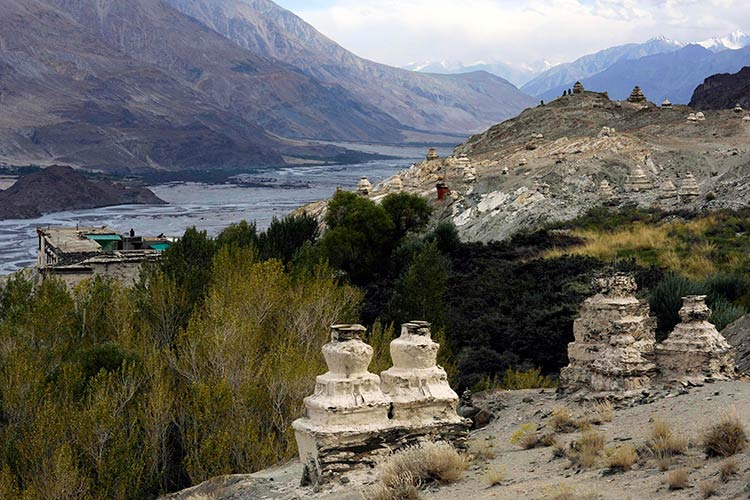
[162,380,750,500]
[328,91,750,243]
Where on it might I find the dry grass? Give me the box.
[719,457,739,482]
[550,407,579,433]
[544,483,601,500]
[666,468,690,490]
[699,479,719,498]
[647,417,688,466]
[364,441,468,500]
[469,439,497,461]
[540,433,559,448]
[568,430,606,468]
[544,217,723,280]
[511,423,540,449]
[606,445,638,472]
[589,402,614,425]
[484,465,506,487]
[703,410,748,458]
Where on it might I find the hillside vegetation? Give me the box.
[0,193,749,499]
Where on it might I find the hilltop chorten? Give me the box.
[627,86,647,103]
[356,177,372,196]
[661,98,672,108]
[735,104,744,114]
[573,81,584,94]
[426,148,440,161]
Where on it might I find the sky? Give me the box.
[273,0,750,68]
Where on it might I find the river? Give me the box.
[0,144,450,275]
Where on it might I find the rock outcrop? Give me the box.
[690,66,750,111]
[656,296,736,382]
[722,315,750,375]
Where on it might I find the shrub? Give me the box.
[377,442,468,489]
[511,423,540,449]
[574,430,606,468]
[550,407,578,433]
[484,465,505,487]
[719,457,738,482]
[699,479,719,498]
[666,468,690,490]
[469,439,497,461]
[606,445,638,472]
[703,411,748,457]
[365,471,421,500]
[500,367,557,390]
[647,417,688,462]
[589,401,614,425]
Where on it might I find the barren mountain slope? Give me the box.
[359,91,750,242]
[691,66,750,110]
[166,0,537,137]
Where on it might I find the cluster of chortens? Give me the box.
[293,322,469,484]
[560,274,737,399]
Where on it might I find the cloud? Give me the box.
[280,0,750,67]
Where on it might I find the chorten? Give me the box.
[380,322,464,425]
[559,274,656,394]
[590,318,657,395]
[356,177,372,196]
[624,165,652,192]
[734,104,744,114]
[658,179,678,200]
[573,81,584,94]
[426,148,440,161]
[661,98,672,108]
[293,324,391,481]
[390,176,404,192]
[656,296,736,383]
[627,86,646,103]
[696,111,706,121]
[598,179,615,199]
[678,172,700,201]
[687,113,698,122]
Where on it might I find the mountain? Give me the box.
[0,166,165,219]
[400,60,553,87]
[165,0,537,137]
[0,0,401,172]
[698,30,750,52]
[561,45,750,104]
[690,66,750,110]
[521,36,684,98]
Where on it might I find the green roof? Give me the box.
[85,234,122,241]
[149,243,171,251]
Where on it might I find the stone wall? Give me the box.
[292,322,469,484]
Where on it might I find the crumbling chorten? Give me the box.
[661,98,672,108]
[380,321,463,425]
[658,179,678,201]
[624,165,653,192]
[357,177,372,196]
[678,172,700,202]
[734,104,744,114]
[293,322,469,484]
[559,274,656,395]
[390,176,404,192]
[627,86,647,103]
[573,81,584,94]
[426,148,440,161]
[590,318,657,396]
[598,179,615,200]
[656,296,736,383]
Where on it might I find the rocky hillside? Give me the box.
[690,66,750,110]
[358,89,750,242]
[0,166,165,219]
[165,0,536,137]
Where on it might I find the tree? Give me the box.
[216,220,258,250]
[381,192,432,240]
[258,214,319,264]
[160,227,216,308]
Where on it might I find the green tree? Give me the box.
[216,220,258,250]
[259,214,319,263]
[160,227,216,308]
[381,192,433,240]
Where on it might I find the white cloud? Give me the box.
[285,0,750,67]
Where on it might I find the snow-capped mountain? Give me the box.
[698,30,750,52]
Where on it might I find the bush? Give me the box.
[572,430,606,468]
[606,445,638,472]
[719,457,738,482]
[703,411,748,457]
[666,468,690,490]
[366,442,468,500]
[647,418,688,463]
[699,479,719,498]
[484,465,505,487]
[511,423,540,449]
[550,407,578,433]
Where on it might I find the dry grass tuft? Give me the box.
[544,483,601,500]
[589,401,614,425]
[469,439,497,461]
[699,479,719,498]
[703,410,748,458]
[568,430,605,468]
[666,468,690,490]
[550,407,579,433]
[511,423,540,449]
[540,433,559,448]
[647,417,688,466]
[719,457,739,482]
[364,442,468,500]
[606,445,638,472]
[484,465,505,487]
